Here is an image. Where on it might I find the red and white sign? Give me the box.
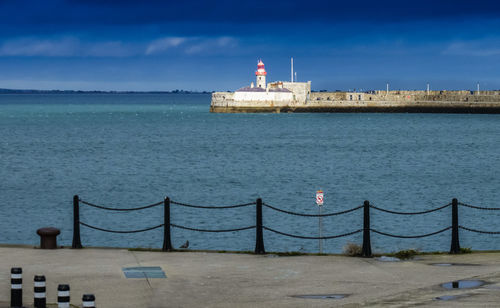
[316,190,324,206]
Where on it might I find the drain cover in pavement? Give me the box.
[291,294,348,299]
[123,266,166,278]
[431,263,480,267]
[435,294,469,301]
[441,280,484,289]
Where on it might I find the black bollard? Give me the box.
[82,294,96,308]
[361,200,372,257]
[450,198,461,254]
[10,267,22,308]
[72,195,82,248]
[162,197,173,251]
[34,275,46,308]
[57,284,70,308]
[254,198,265,254]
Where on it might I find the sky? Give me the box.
[1,0,500,91]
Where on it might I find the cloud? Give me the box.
[0,37,79,56]
[0,35,238,57]
[144,36,237,55]
[145,37,187,55]
[443,40,500,56]
[184,36,237,55]
[85,41,138,57]
[0,36,142,57]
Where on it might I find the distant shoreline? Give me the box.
[0,88,212,94]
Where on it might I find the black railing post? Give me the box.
[254,198,265,254]
[361,200,372,257]
[162,197,173,251]
[450,198,460,254]
[72,195,82,249]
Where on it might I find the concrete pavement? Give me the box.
[1,246,500,307]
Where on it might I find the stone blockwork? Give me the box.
[281,81,311,103]
[234,90,294,103]
[211,90,500,113]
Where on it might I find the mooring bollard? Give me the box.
[72,195,82,248]
[11,267,22,308]
[162,196,173,251]
[254,198,265,254]
[361,200,372,257]
[57,284,70,308]
[82,294,96,308]
[450,198,461,254]
[34,275,46,308]
[37,227,61,249]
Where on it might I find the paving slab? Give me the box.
[1,247,500,307]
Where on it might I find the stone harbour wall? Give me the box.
[210,90,500,113]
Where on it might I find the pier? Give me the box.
[210,60,500,113]
[2,246,500,307]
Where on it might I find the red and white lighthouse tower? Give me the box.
[255,59,267,89]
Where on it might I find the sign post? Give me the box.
[316,190,324,254]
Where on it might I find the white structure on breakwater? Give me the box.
[221,60,311,109]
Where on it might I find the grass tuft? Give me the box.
[343,242,362,257]
[460,247,472,254]
[393,249,419,260]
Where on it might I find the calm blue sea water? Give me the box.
[1,93,500,253]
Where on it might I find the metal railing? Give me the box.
[71,196,500,257]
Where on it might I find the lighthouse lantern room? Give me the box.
[255,60,267,89]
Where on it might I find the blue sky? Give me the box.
[1,0,500,91]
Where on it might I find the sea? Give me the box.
[1,93,500,254]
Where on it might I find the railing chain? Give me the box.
[79,199,163,211]
[80,221,164,233]
[371,226,452,239]
[263,226,362,240]
[171,223,256,233]
[458,202,500,211]
[262,203,363,217]
[459,225,500,234]
[170,201,256,209]
[369,203,451,215]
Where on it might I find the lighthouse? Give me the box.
[255,60,267,89]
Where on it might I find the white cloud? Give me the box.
[216,36,237,48]
[0,37,141,57]
[443,40,500,56]
[0,35,238,57]
[145,37,187,55]
[145,36,237,55]
[0,37,79,57]
[85,41,138,57]
[184,36,237,55]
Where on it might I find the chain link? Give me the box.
[370,226,452,238]
[170,200,256,209]
[171,223,256,233]
[458,202,500,211]
[263,226,362,239]
[80,221,164,233]
[369,203,451,215]
[262,203,363,217]
[79,199,163,211]
[459,225,500,234]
